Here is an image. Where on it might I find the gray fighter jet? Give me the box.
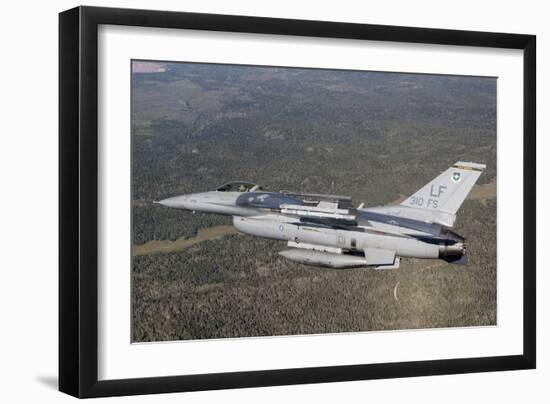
[156,162,486,269]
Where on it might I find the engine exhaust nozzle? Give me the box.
[439,241,465,259]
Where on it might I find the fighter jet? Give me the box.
[156,162,486,269]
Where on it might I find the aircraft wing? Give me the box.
[280,201,354,218]
[280,190,354,208]
[298,216,358,229]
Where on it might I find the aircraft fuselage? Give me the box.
[157,163,483,268]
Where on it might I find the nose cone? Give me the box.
[154,195,189,209]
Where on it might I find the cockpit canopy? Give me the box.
[214,181,261,192]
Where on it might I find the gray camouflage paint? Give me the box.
[157,162,484,269]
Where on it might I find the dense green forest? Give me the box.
[131,60,497,342]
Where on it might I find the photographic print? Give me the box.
[131,60,497,343]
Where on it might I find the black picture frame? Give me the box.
[59,5,536,398]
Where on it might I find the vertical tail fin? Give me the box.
[400,162,486,226]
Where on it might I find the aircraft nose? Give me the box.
[154,195,189,209]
